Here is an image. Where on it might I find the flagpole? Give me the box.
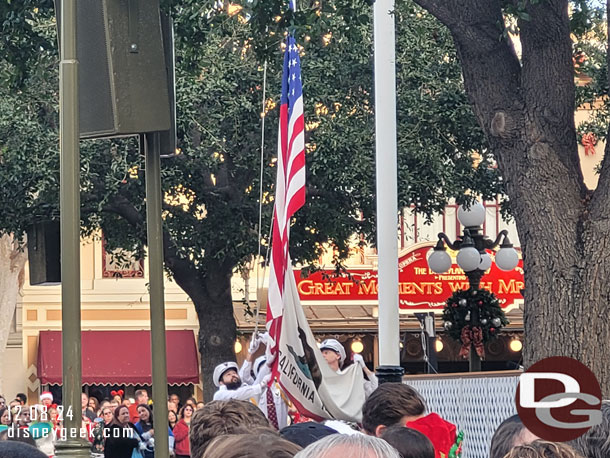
[373,0,403,383]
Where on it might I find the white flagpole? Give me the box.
[373,0,403,380]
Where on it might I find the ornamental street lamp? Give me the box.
[426,201,519,371]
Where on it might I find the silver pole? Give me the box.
[373,0,402,375]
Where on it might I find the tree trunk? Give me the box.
[165,254,237,400]
[414,0,610,395]
[0,234,27,394]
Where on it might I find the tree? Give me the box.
[410,0,610,393]
[1,1,501,398]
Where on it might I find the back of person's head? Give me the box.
[490,414,538,458]
[362,383,426,435]
[294,433,401,458]
[190,400,270,457]
[0,427,36,447]
[202,433,302,458]
[280,422,338,448]
[569,400,610,458]
[381,425,435,458]
[0,441,48,458]
[504,440,584,458]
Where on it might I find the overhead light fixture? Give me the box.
[351,340,364,354]
[509,338,522,352]
[234,340,242,354]
[435,338,444,353]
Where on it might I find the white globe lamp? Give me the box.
[457,201,486,227]
[428,248,452,274]
[478,252,492,271]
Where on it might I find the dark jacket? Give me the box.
[104,423,141,458]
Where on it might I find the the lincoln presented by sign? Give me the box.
[294,242,524,311]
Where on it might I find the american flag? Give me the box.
[266,34,305,353]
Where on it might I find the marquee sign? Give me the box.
[294,243,524,311]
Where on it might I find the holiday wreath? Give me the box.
[442,288,509,358]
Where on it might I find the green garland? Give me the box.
[442,288,509,344]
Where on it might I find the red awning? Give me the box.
[38,330,200,385]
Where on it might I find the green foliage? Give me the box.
[442,288,509,344]
[0,0,500,280]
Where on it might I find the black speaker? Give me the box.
[27,222,61,286]
[56,0,171,138]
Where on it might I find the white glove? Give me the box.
[353,353,365,368]
[258,332,270,345]
[260,374,272,388]
[248,335,261,353]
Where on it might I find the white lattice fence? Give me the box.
[405,372,520,458]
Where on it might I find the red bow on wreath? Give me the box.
[459,326,485,359]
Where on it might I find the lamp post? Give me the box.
[427,201,519,371]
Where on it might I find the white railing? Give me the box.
[404,371,520,458]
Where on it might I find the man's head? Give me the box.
[39,391,53,407]
[169,394,180,405]
[503,440,584,458]
[81,392,88,409]
[0,441,48,458]
[213,362,241,389]
[294,433,400,458]
[135,389,149,404]
[15,394,26,406]
[319,339,346,371]
[362,383,426,436]
[489,414,539,458]
[202,433,302,458]
[380,426,435,458]
[189,400,269,458]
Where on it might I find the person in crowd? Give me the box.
[569,400,610,458]
[186,397,197,407]
[169,394,182,412]
[361,383,457,458]
[98,400,111,417]
[189,399,270,458]
[504,440,584,458]
[130,390,149,424]
[15,394,27,406]
[212,361,269,402]
[380,425,435,458]
[489,414,539,458]
[319,339,378,397]
[111,390,124,406]
[294,433,400,458]
[28,405,55,457]
[0,440,48,458]
[0,397,5,409]
[104,405,143,458]
[8,401,20,425]
[91,405,115,457]
[16,408,30,428]
[195,402,205,411]
[280,422,338,449]
[82,392,97,422]
[0,408,10,426]
[0,425,37,447]
[39,391,53,408]
[109,399,120,412]
[89,396,100,413]
[202,433,302,458]
[135,403,175,458]
[173,404,194,458]
[168,409,178,431]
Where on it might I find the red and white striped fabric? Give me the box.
[266,33,305,351]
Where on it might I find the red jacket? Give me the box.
[128,404,140,424]
[172,419,190,456]
[406,413,457,458]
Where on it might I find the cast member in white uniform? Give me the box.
[212,361,270,402]
[319,338,378,397]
